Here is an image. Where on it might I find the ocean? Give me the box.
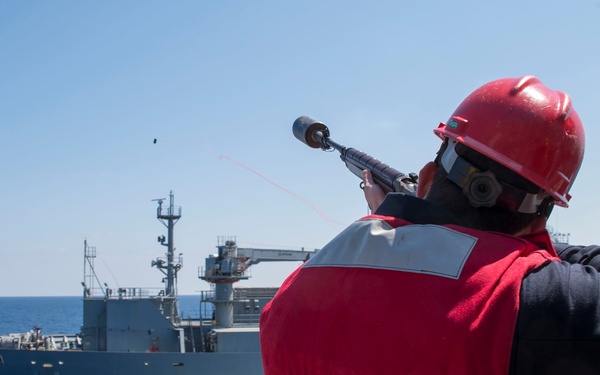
[0,295,204,336]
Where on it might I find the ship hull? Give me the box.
[0,349,264,375]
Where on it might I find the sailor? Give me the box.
[260,76,600,374]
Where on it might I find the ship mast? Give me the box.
[152,191,182,322]
[82,239,104,298]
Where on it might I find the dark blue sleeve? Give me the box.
[555,244,600,270]
[510,245,600,374]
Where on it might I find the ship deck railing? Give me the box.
[84,287,171,300]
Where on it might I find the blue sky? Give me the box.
[1,1,599,296]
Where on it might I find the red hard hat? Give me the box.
[434,76,585,207]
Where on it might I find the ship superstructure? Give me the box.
[0,191,318,374]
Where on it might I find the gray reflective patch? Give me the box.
[304,219,476,279]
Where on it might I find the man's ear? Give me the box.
[417,161,437,198]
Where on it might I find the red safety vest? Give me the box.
[260,215,558,375]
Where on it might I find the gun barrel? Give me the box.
[292,115,417,195]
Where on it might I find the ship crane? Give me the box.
[237,247,314,267]
[199,238,318,327]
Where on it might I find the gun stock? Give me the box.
[292,116,417,195]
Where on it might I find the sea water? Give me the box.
[0,295,203,336]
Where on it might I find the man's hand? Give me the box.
[362,169,386,213]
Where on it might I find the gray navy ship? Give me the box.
[0,191,318,374]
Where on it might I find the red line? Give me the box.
[202,143,344,229]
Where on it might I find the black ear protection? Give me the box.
[462,170,503,208]
[440,140,553,215]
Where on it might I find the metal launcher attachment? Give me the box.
[292,116,332,150]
